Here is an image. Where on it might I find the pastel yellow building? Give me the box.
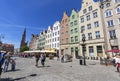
[78,0,106,58]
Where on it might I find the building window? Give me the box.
[83,9,87,14]
[88,6,92,11]
[105,10,113,17]
[93,12,98,18]
[71,29,73,34]
[58,37,59,41]
[114,0,120,3]
[87,24,91,29]
[86,15,90,21]
[61,32,64,35]
[75,36,78,42]
[88,33,92,40]
[66,31,68,34]
[81,26,85,33]
[74,28,78,33]
[109,30,116,39]
[72,15,75,19]
[94,21,99,27]
[106,3,110,7]
[65,19,67,22]
[81,17,84,23]
[74,20,78,25]
[116,6,120,14]
[107,20,114,27]
[95,31,100,39]
[70,22,73,27]
[53,33,54,36]
[66,38,69,43]
[71,37,74,42]
[62,26,64,30]
[118,18,120,24]
[58,31,59,35]
[62,39,64,43]
[57,43,59,47]
[55,32,57,36]
[89,46,94,53]
[82,34,85,40]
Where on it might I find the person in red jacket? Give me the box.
[117,58,120,72]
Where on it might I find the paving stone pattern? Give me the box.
[1,57,120,81]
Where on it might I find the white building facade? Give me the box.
[52,21,60,54]
[45,26,53,49]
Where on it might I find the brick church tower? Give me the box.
[20,27,27,48]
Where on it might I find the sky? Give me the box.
[0,0,99,48]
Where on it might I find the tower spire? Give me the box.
[20,27,27,48]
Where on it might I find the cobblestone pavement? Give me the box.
[1,57,120,81]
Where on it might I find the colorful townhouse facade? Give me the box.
[78,0,106,58]
[100,0,120,56]
[52,21,60,55]
[60,11,70,55]
[29,34,39,50]
[39,30,47,50]
[45,26,53,50]
[69,9,80,58]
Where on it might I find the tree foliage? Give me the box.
[20,46,29,52]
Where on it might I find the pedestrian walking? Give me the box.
[34,53,40,67]
[61,54,64,63]
[10,59,16,71]
[0,52,5,78]
[3,53,11,72]
[41,53,46,67]
[57,54,59,61]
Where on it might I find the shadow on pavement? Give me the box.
[4,69,21,73]
[0,78,14,81]
[37,65,51,68]
[13,77,26,80]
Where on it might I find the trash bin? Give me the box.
[79,59,83,65]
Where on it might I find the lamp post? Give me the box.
[81,36,86,65]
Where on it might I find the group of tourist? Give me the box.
[34,53,46,67]
[0,52,16,78]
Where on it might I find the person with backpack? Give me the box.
[10,59,16,71]
[34,53,40,67]
[0,52,5,78]
[41,53,46,67]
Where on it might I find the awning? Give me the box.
[24,49,56,53]
[24,50,41,53]
[106,50,120,52]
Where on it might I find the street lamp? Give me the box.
[81,36,86,65]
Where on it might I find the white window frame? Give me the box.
[107,20,115,27]
[105,10,113,17]
[94,21,99,28]
[114,0,120,3]
[116,6,120,14]
[118,18,120,24]
[95,31,100,39]
[93,12,98,18]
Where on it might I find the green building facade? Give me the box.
[69,9,80,58]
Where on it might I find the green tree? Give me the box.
[20,46,29,52]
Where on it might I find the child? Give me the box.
[10,59,16,71]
